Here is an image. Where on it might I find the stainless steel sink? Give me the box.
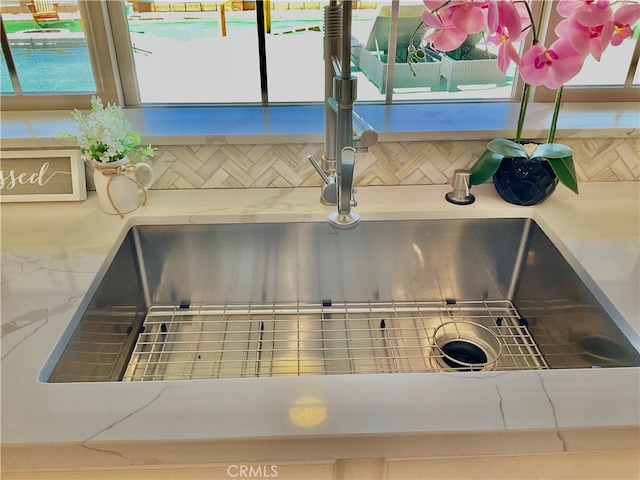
[43,218,640,383]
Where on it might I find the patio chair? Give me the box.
[28,1,60,28]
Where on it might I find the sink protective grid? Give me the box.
[122,300,548,381]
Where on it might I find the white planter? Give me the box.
[92,157,154,217]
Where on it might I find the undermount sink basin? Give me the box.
[43,218,640,383]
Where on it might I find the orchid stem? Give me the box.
[515,83,531,143]
[517,0,538,43]
[547,87,563,144]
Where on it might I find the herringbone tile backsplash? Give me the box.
[86,137,639,189]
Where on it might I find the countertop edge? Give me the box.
[3,426,639,471]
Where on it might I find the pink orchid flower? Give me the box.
[484,0,531,35]
[446,0,488,34]
[485,0,499,34]
[487,24,523,71]
[556,16,613,61]
[519,39,585,89]
[557,0,614,27]
[422,10,468,51]
[494,0,527,38]
[423,0,450,9]
[486,1,530,72]
[611,3,640,45]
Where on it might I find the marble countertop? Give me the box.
[2,183,639,467]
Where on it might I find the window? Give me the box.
[0,1,118,110]
[1,17,95,94]
[110,0,520,105]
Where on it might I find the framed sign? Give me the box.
[0,149,86,203]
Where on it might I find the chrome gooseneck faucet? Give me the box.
[308,1,378,229]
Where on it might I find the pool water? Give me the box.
[1,46,95,94]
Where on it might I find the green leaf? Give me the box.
[487,138,528,158]
[531,142,574,159]
[547,155,579,194]
[469,149,504,186]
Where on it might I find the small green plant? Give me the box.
[60,96,154,164]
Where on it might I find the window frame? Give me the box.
[0,0,121,111]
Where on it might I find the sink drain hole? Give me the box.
[432,321,502,372]
[440,340,488,371]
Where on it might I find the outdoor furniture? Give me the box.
[352,5,441,93]
[426,34,506,91]
[438,47,506,91]
[28,1,60,28]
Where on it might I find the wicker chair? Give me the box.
[28,1,60,28]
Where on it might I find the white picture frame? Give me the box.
[0,149,86,203]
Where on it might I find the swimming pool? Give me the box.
[1,46,95,94]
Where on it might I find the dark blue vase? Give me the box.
[492,157,558,206]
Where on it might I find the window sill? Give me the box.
[1,102,637,149]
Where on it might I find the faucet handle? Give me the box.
[307,154,331,185]
[308,154,337,205]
